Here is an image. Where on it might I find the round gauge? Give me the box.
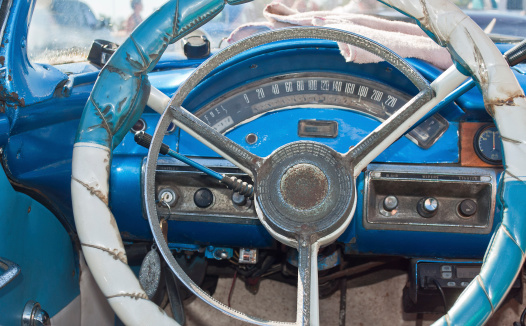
[474,124,502,165]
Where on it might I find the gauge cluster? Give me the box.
[194,73,448,149]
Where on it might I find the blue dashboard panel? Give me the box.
[178,109,459,163]
[0,38,517,258]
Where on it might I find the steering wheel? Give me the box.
[71,0,526,325]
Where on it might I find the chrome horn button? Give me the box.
[256,141,355,241]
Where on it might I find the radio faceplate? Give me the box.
[364,164,497,234]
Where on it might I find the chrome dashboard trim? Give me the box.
[363,164,497,234]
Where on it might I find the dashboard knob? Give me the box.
[183,35,210,59]
[383,195,398,211]
[458,199,477,217]
[417,197,439,218]
[194,188,213,208]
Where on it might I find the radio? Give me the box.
[364,164,497,234]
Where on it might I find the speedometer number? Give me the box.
[358,86,369,97]
[256,88,265,99]
[332,81,342,92]
[297,80,305,91]
[371,90,383,101]
[385,95,397,107]
[308,80,317,90]
[345,83,355,94]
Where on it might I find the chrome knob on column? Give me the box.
[22,301,50,326]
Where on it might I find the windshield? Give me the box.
[28,0,526,66]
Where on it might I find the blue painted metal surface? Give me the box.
[180,108,459,163]
[0,169,79,325]
[204,247,234,260]
[0,0,67,108]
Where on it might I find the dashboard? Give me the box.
[3,38,515,260]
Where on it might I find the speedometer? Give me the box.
[195,73,448,149]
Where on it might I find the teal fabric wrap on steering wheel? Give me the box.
[75,0,242,149]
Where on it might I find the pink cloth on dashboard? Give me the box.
[227,2,453,70]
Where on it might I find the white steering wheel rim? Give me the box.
[71,0,526,325]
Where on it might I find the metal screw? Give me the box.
[245,133,258,145]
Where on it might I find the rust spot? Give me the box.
[81,243,128,264]
[109,212,119,231]
[27,206,31,213]
[72,176,109,205]
[105,65,129,79]
[487,94,525,115]
[106,292,148,300]
[8,92,25,107]
[7,75,11,81]
[280,163,328,210]
[0,56,4,66]
[116,96,127,114]
[90,96,114,144]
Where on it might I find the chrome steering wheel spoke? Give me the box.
[168,105,262,176]
[297,237,321,326]
[347,66,469,177]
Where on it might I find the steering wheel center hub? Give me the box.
[280,163,328,210]
[256,141,355,241]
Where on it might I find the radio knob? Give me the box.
[458,199,477,217]
[417,197,438,218]
[383,195,398,211]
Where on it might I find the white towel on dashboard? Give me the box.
[227,2,453,70]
